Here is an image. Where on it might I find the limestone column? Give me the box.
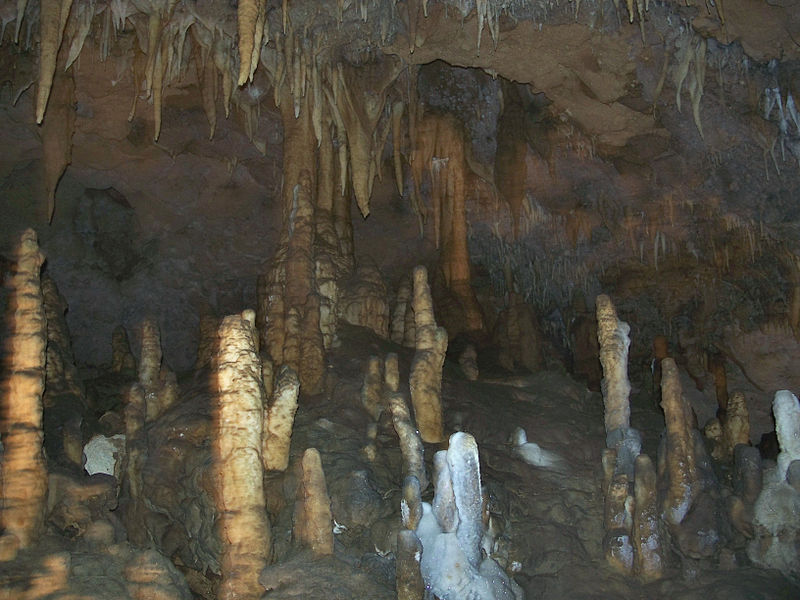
[0,229,48,556]
[213,310,272,600]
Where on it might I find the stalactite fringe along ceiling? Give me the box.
[2,0,799,222]
[2,1,800,599]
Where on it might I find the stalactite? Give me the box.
[411,113,484,332]
[41,37,75,221]
[36,0,73,124]
[332,57,402,217]
[0,230,48,556]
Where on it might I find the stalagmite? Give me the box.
[720,391,750,461]
[262,365,300,472]
[391,276,413,345]
[398,473,424,600]
[123,382,147,547]
[214,311,272,600]
[396,529,424,600]
[0,229,48,555]
[384,352,400,393]
[773,390,800,481]
[415,432,522,599]
[596,294,632,435]
[603,474,634,574]
[458,344,479,381]
[658,357,698,526]
[41,276,87,469]
[632,455,663,581]
[748,390,800,578]
[596,295,640,479]
[361,356,384,421]
[293,447,334,556]
[409,265,447,443]
[111,325,136,374]
[138,317,177,422]
[389,392,428,492]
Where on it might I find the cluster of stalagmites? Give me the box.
[596,293,800,582]
[1,236,471,597]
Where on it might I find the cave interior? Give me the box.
[1,0,800,598]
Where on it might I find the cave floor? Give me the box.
[2,325,799,599]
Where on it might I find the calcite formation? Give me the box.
[338,265,391,339]
[390,276,413,346]
[262,364,300,472]
[293,447,334,557]
[389,391,428,493]
[415,432,523,599]
[41,275,87,468]
[491,292,545,373]
[658,357,727,559]
[0,229,48,554]
[111,325,137,375]
[410,112,484,334]
[138,317,178,423]
[596,294,632,436]
[658,357,698,526]
[409,265,447,443]
[632,455,663,581]
[748,390,800,578]
[213,310,272,600]
[361,355,385,421]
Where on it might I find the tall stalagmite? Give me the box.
[213,310,272,600]
[0,229,48,555]
[409,265,447,443]
[293,447,334,556]
[658,357,698,526]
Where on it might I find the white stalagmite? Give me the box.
[0,229,48,555]
[748,390,800,578]
[773,390,800,482]
[213,311,271,600]
[596,294,632,434]
[416,432,523,600]
[262,364,300,472]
